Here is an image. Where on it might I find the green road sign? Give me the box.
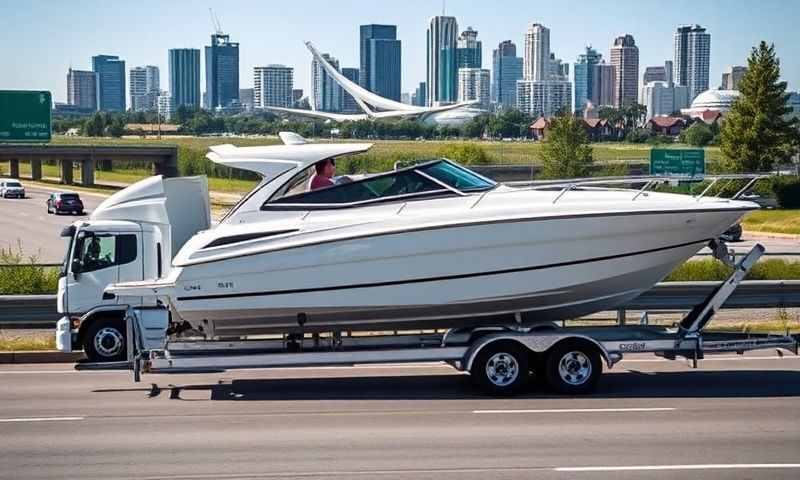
[650,148,705,176]
[0,90,52,142]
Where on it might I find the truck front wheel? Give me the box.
[83,318,127,362]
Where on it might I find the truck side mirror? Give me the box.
[71,258,82,279]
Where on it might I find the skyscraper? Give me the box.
[168,48,201,109]
[523,23,549,81]
[67,68,98,111]
[610,34,639,107]
[516,80,572,117]
[721,65,747,90]
[426,16,458,106]
[129,65,159,112]
[456,27,482,68]
[674,25,711,101]
[312,53,343,112]
[359,25,402,101]
[205,33,240,109]
[591,61,615,107]
[341,67,361,113]
[92,55,125,111]
[457,68,491,107]
[492,41,523,108]
[413,82,427,107]
[253,65,293,109]
[574,46,603,115]
[640,81,689,119]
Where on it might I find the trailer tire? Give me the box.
[83,317,127,362]
[544,340,602,395]
[471,341,530,395]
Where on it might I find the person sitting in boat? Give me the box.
[308,158,335,191]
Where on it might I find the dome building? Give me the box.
[681,89,741,122]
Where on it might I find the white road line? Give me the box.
[0,416,84,423]
[473,407,676,414]
[556,463,800,472]
[621,355,800,363]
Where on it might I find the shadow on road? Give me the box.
[95,369,800,401]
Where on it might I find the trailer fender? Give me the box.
[462,332,616,372]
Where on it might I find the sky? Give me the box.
[2,0,798,104]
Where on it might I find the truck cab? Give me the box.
[55,175,210,361]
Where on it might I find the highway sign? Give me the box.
[650,149,705,176]
[0,90,52,142]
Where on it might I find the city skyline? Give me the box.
[2,0,798,106]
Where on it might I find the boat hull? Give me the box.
[171,208,747,336]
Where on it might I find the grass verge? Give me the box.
[742,209,800,235]
[0,333,55,352]
[664,258,800,282]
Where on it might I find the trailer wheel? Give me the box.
[83,317,127,362]
[471,341,530,395]
[544,340,602,395]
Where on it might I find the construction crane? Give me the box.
[209,8,223,35]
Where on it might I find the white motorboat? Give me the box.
[107,133,758,337]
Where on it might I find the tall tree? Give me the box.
[539,112,594,179]
[720,42,800,171]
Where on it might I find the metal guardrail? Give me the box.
[1,280,799,328]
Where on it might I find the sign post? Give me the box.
[0,90,52,143]
[650,149,705,176]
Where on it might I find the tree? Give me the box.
[539,112,594,179]
[106,116,126,137]
[681,122,714,146]
[720,41,800,171]
[83,113,105,137]
[437,143,493,165]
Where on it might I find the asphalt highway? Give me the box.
[0,184,105,262]
[1,352,799,479]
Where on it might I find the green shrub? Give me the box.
[436,143,494,165]
[680,122,714,147]
[772,176,800,208]
[0,242,60,295]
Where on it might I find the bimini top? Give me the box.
[206,132,372,181]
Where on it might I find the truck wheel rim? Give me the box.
[485,352,519,387]
[94,327,124,357]
[558,351,592,386]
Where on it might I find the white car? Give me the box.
[0,179,25,198]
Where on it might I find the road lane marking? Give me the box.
[621,356,800,363]
[556,463,800,472]
[473,407,676,414]
[0,416,84,423]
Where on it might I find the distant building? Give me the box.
[643,65,665,84]
[312,53,343,112]
[516,79,572,117]
[458,68,490,107]
[253,65,293,108]
[157,92,174,120]
[524,23,550,81]
[610,34,639,107]
[721,65,747,90]
[674,25,711,101]
[591,61,615,107]
[645,116,686,136]
[341,67,361,113]
[53,102,95,117]
[92,55,125,111]
[640,81,689,119]
[359,24,401,102]
[574,46,602,115]
[549,53,568,81]
[413,82,427,107]
[680,89,741,120]
[427,16,458,105]
[129,65,159,112]
[456,26,482,68]
[292,89,304,107]
[787,91,800,120]
[492,40,523,108]
[67,68,98,111]
[205,33,240,109]
[239,88,254,111]
[401,93,412,105]
[168,48,201,109]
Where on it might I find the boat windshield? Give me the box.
[264,159,495,209]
